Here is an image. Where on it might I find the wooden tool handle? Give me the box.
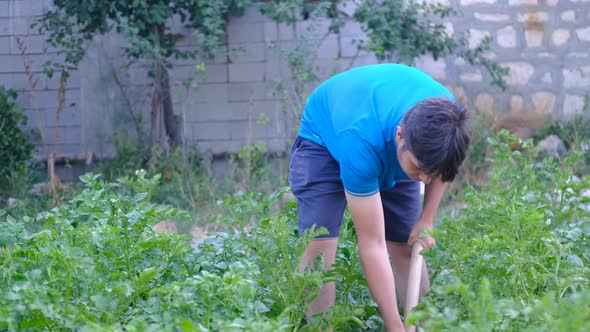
[404,240,425,332]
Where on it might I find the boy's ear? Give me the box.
[396,126,404,143]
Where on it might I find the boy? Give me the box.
[289,64,470,331]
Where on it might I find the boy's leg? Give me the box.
[289,136,347,321]
[299,238,339,320]
[381,180,430,307]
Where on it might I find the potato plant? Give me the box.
[410,131,590,331]
[1,131,589,331]
[0,171,373,331]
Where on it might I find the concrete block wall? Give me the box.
[180,7,379,154]
[1,0,84,158]
[182,7,286,154]
[2,0,590,160]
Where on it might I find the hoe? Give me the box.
[404,240,426,332]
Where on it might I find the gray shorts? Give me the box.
[289,136,422,243]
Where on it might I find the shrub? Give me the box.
[0,171,361,331]
[411,131,590,330]
[0,86,34,187]
[533,112,590,175]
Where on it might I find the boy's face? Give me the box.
[395,126,433,185]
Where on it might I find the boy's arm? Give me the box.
[346,192,405,332]
[408,176,448,249]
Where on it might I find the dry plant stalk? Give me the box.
[237,89,256,192]
[15,37,47,152]
[47,151,63,200]
[16,36,65,203]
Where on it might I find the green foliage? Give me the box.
[0,86,34,187]
[410,130,590,330]
[3,131,589,330]
[354,0,508,90]
[533,109,590,153]
[462,36,510,91]
[35,0,255,147]
[95,134,147,182]
[240,210,328,329]
[211,189,281,232]
[147,146,218,213]
[36,0,250,78]
[256,0,510,90]
[229,142,271,190]
[354,0,456,63]
[532,111,590,176]
[92,138,286,233]
[0,172,192,330]
[462,110,495,180]
[258,0,343,31]
[267,2,341,139]
[447,109,496,197]
[0,172,375,330]
[258,0,310,24]
[264,0,509,135]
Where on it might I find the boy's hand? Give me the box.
[408,222,435,250]
[412,176,448,251]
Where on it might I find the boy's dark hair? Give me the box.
[400,97,471,182]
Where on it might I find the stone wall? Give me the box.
[1,0,589,160]
[445,0,590,118]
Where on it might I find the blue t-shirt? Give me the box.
[298,64,455,197]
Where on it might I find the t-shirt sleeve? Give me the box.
[336,130,382,197]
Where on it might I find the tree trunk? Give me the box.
[151,24,182,148]
[160,64,182,147]
[150,25,183,150]
[150,65,160,148]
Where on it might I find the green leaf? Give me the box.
[138,267,158,284]
[154,205,171,214]
[254,300,270,313]
[177,320,197,331]
[19,317,49,329]
[91,294,113,312]
[566,228,583,241]
[138,237,166,249]
[133,192,149,202]
[566,254,584,267]
[6,214,16,224]
[0,232,13,246]
[43,215,57,228]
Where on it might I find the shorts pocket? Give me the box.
[289,138,343,196]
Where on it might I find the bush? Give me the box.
[0,86,34,186]
[534,112,590,151]
[533,112,590,175]
[0,171,367,331]
[411,131,590,330]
